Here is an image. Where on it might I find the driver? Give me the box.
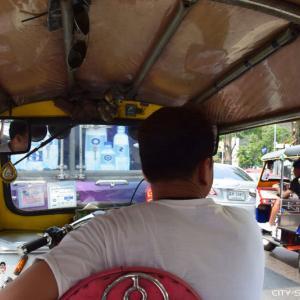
[0,107,264,300]
[0,120,29,153]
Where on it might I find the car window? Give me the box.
[9,125,147,213]
[248,173,260,182]
[214,164,253,181]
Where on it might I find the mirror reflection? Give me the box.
[0,120,30,154]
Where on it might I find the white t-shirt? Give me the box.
[39,198,264,299]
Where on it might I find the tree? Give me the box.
[223,133,237,165]
[237,125,292,168]
[292,120,300,144]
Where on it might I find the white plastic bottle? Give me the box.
[85,126,107,170]
[100,142,115,170]
[26,142,43,171]
[113,126,130,170]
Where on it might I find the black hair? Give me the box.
[138,106,215,183]
[293,159,300,169]
[9,120,28,139]
[0,262,6,266]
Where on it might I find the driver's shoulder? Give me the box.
[221,205,257,229]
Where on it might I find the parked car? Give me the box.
[244,168,262,183]
[209,163,256,213]
[143,163,256,213]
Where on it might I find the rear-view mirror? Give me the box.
[0,119,31,154]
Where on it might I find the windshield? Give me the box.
[261,160,292,181]
[214,164,253,181]
[9,125,147,213]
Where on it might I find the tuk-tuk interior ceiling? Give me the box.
[1,0,300,129]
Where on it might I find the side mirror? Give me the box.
[48,125,71,139]
[0,119,31,155]
[31,125,47,142]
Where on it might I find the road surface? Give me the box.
[263,247,300,299]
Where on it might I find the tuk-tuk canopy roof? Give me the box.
[1,0,300,131]
[261,149,286,161]
[262,145,300,161]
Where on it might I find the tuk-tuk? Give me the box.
[1,0,300,297]
[256,146,300,270]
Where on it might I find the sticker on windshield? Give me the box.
[17,183,46,209]
[47,181,77,209]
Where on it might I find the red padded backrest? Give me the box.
[60,266,202,300]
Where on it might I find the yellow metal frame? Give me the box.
[0,180,73,231]
[1,100,161,119]
[0,101,70,230]
[117,100,161,120]
[1,101,68,118]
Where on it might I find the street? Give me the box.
[264,247,300,299]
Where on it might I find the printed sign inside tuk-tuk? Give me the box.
[17,184,46,209]
[47,181,76,209]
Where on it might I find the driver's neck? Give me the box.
[151,179,206,200]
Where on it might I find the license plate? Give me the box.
[227,191,246,201]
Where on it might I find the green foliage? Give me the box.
[237,125,292,168]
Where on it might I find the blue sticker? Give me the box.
[104,155,112,161]
[91,138,100,145]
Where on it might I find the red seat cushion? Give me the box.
[60,266,202,300]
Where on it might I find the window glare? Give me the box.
[214,164,253,181]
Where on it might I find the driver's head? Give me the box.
[9,120,29,152]
[138,106,215,197]
[293,159,300,177]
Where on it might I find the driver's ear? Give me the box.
[197,157,213,186]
